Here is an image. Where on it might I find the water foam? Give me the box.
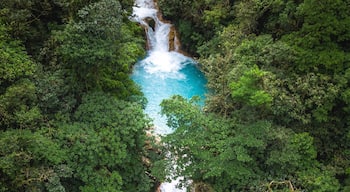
[141,51,190,78]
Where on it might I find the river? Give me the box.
[130,0,207,191]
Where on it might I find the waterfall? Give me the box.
[131,0,188,77]
[131,0,207,191]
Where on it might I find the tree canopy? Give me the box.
[159,0,350,191]
[1,0,350,191]
[0,0,159,191]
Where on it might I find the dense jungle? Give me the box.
[0,0,350,191]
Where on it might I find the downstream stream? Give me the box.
[130,0,207,191]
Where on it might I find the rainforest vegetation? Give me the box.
[0,0,157,191]
[0,0,350,191]
[158,0,350,191]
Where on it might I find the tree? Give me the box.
[0,0,65,57]
[158,0,235,55]
[160,95,340,191]
[1,0,159,191]
[0,21,42,130]
[230,65,272,107]
[0,129,70,192]
[55,0,144,100]
[55,92,154,191]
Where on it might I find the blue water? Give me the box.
[131,57,207,134]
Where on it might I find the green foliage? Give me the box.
[0,129,70,192]
[55,0,144,99]
[297,168,340,192]
[160,96,340,191]
[0,23,36,86]
[230,65,272,106]
[198,52,235,115]
[264,0,302,39]
[0,22,42,130]
[280,0,350,73]
[158,0,234,55]
[54,0,100,20]
[75,0,122,38]
[157,0,350,190]
[1,0,350,190]
[0,80,43,129]
[0,0,65,57]
[55,0,135,20]
[267,132,317,174]
[202,3,230,28]
[56,92,153,191]
[0,0,158,191]
[57,122,125,192]
[35,70,77,120]
[234,0,270,34]
[200,34,296,115]
[269,73,340,125]
[295,0,350,48]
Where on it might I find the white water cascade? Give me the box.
[131,0,189,77]
[131,0,206,191]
